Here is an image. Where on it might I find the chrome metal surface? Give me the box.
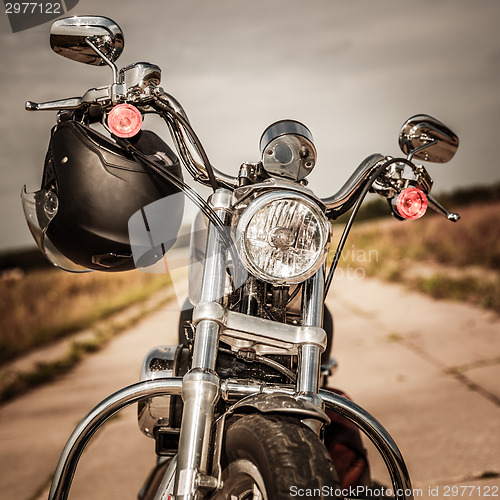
[296,267,325,408]
[407,140,437,162]
[199,189,232,304]
[47,379,413,500]
[138,345,183,437]
[175,369,220,499]
[81,86,111,103]
[48,379,183,500]
[233,176,322,206]
[174,189,231,500]
[228,392,329,423]
[50,16,124,66]
[25,98,82,111]
[238,162,260,185]
[319,389,414,500]
[25,85,117,112]
[121,62,161,92]
[211,459,267,500]
[153,455,177,500]
[154,89,239,189]
[371,161,433,199]
[260,120,317,180]
[234,190,331,285]
[211,413,228,488]
[301,265,325,327]
[192,301,327,355]
[427,193,461,222]
[188,210,208,306]
[85,38,120,84]
[191,320,220,369]
[154,89,190,121]
[260,120,314,152]
[321,154,386,211]
[297,345,321,401]
[220,380,295,402]
[399,114,459,163]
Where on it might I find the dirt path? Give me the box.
[0,276,499,500]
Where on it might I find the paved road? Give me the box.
[327,277,500,499]
[0,276,499,500]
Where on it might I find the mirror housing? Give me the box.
[50,16,124,66]
[399,114,459,163]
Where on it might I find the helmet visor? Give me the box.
[21,186,91,273]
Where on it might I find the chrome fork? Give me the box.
[174,189,231,500]
[296,265,325,411]
[174,188,327,498]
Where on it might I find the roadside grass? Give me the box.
[330,201,500,313]
[413,274,500,312]
[0,299,166,403]
[0,268,172,366]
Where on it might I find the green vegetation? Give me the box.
[413,274,500,312]
[0,267,172,366]
[0,298,168,403]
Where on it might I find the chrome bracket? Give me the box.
[192,301,327,355]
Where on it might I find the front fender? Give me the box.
[226,392,330,424]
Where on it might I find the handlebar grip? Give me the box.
[25,97,83,111]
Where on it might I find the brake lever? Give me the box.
[427,193,460,222]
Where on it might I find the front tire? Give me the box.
[211,413,341,500]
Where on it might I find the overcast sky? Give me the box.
[1,0,499,252]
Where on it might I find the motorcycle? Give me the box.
[21,15,461,500]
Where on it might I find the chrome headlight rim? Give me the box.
[235,190,331,285]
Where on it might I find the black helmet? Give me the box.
[22,120,184,272]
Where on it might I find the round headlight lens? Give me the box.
[236,192,331,284]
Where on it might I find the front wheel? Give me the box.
[211,413,341,500]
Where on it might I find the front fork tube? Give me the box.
[296,265,325,410]
[174,189,232,500]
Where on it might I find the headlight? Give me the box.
[236,191,331,284]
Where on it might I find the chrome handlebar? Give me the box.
[321,154,386,212]
[25,83,459,221]
[24,80,387,201]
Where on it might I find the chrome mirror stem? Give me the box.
[407,139,437,162]
[85,38,120,84]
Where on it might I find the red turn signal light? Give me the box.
[395,187,428,220]
[107,104,142,138]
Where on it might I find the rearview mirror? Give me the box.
[399,114,459,163]
[50,16,124,66]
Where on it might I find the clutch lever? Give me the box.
[26,97,83,111]
[427,193,460,222]
[26,85,116,112]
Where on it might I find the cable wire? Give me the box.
[152,97,219,191]
[113,136,242,278]
[324,158,415,296]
